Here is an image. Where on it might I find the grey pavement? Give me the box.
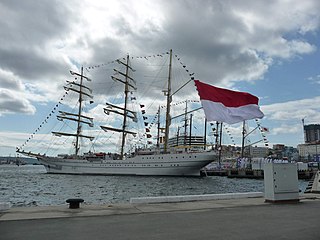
[1,195,320,240]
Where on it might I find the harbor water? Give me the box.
[0,165,308,207]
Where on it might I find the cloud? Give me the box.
[0,68,63,115]
[76,0,320,99]
[0,0,80,115]
[0,131,32,151]
[0,0,74,44]
[272,124,301,135]
[146,0,318,85]
[0,69,24,90]
[262,96,320,122]
[0,0,319,115]
[260,96,320,141]
[0,69,36,115]
[0,0,76,79]
[308,74,320,84]
[0,89,35,115]
[1,0,320,154]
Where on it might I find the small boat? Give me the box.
[17,50,217,176]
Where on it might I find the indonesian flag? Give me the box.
[194,80,264,124]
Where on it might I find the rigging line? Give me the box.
[26,103,71,151]
[98,130,118,148]
[171,107,203,120]
[171,78,193,96]
[223,125,236,146]
[135,57,168,98]
[141,83,167,113]
[85,60,117,71]
[20,90,71,150]
[46,135,69,155]
[170,54,196,96]
[132,59,168,132]
[129,98,145,133]
[85,51,170,72]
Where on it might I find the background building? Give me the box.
[297,143,320,161]
[298,124,320,161]
[304,124,320,143]
[247,146,269,158]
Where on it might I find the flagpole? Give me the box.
[302,118,305,143]
[215,122,219,150]
[241,121,245,159]
[189,114,193,147]
[218,122,223,169]
[204,119,207,150]
[184,100,188,150]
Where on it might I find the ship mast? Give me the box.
[163,49,173,153]
[52,67,94,156]
[75,67,84,155]
[120,55,130,159]
[100,55,137,159]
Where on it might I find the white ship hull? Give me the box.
[37,152,216,176]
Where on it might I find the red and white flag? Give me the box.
[194,80,264,124]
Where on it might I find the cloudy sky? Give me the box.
[1,0,320,156]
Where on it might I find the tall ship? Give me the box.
[17,50,217,176]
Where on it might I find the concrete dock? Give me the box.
[1,194,320,240]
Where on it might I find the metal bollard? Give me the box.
[66,198,84,209]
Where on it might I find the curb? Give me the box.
[130,192,264,204]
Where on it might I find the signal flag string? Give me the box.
[17,79,79,151]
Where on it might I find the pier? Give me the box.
[1,193,320,240]
[201,168,315,180]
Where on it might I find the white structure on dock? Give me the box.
[264,163,299,202]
